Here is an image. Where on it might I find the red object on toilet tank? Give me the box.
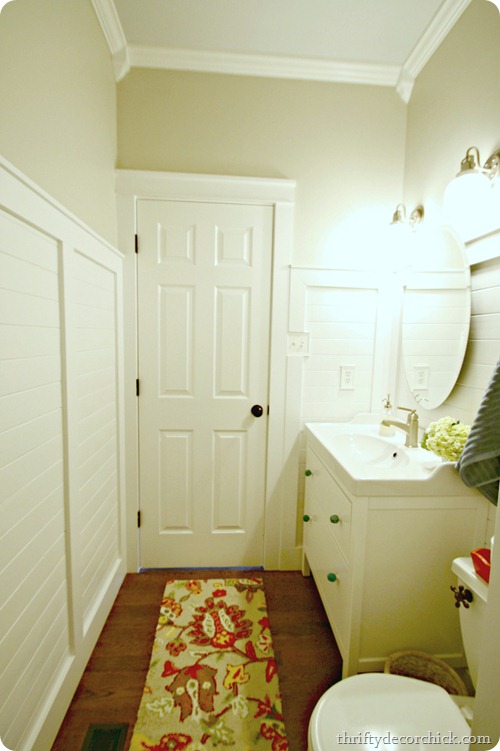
[470,548,491,583]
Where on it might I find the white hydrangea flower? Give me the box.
[421,416,470,462]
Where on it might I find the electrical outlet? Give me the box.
[413,365,429,390]
[340,365,355,390]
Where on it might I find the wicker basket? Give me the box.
[384,650,468,696]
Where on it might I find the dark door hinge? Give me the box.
[135,234,139,253]
[137,510,141,528]
[136,378,140,396]
[267,405,270,415]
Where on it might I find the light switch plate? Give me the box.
[288,332,309,355]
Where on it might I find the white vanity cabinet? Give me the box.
[302,427,490,678]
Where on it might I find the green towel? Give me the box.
[456,357,500,504]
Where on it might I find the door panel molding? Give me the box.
[116,170,295,570]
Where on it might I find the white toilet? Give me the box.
[308,555,488,751]
[451,555,489,691]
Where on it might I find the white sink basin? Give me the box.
[305,417,468,495]
[333,433,411,469]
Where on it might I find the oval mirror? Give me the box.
[401,224,471,410]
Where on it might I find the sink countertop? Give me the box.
[305,419,475,497]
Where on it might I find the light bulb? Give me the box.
[443,171,493,240]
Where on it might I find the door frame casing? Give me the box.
[116,170,296,571]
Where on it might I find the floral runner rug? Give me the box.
[129,577,289,751]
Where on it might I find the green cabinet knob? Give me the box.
[303,514,311,522]
[305,469,312,476]
[327,572,337,583]
[330,514,340,524]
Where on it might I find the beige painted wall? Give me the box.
[0,0,117,245]
[117,70,407,266]
[404,0,500,224]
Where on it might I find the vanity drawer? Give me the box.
[305,447,352,559]
[303,493,352,658]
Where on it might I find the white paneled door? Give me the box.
[137,199,273,567]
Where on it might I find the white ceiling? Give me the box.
[114,0,443,64]
[92,0,473,101]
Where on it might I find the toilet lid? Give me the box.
[309,673,470,751]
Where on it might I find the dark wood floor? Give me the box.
[51,569,342,751]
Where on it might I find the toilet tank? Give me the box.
[452,556,489,688]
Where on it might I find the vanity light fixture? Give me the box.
[445,146,500,205]
[409,205,424,230]
[390,203,424,230]
[391,203,406,226]
[448,146,500,186]
[385,203,424,271]
[444,145,500,239]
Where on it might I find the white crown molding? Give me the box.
[397,0,472,102]
[90,0,130,81]
[93,0,472,97]
[127,45,400,87]
[395,68,416,105]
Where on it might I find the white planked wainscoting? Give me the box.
[0,156,126,751]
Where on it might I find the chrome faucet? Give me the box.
[381,407,419,448]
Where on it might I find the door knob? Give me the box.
[251,404,264,417]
